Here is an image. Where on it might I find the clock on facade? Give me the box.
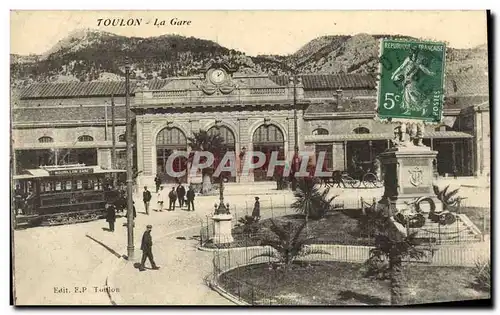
[209,68,227,85]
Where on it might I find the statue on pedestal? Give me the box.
[392,121,425,148]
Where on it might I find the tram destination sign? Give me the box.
[376,39,446,123]
[48,168,94,176]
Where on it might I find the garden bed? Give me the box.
[228,210,374,248]
[218,261,490,305]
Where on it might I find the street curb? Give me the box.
[106,259,127,305]
[208,280,249,306]
[105,224,202,305]
[197,245,220,252]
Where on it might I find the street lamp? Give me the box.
[291,67,300,191]
[292,68,299,152]
[214,176,230,215]
[125,57,135,260]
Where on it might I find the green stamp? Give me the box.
[376,39,446,123]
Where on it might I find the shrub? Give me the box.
[237,215,260,235]
[472,260,491,292]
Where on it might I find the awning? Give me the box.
[305,131,473,143]
[425,131,473,139]
[13,141,127,150]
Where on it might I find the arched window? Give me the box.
[118,134,126,142]
[38,136,54,143]
[207,126,237,183]
[253,124,284,144]
[353,127,370,134]
[77,135,94,142]
[156,127,186,146]
[312,128,329,135]
[208,126,235,145]
[156,127,188,183]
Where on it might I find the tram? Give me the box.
[12,164,126,227]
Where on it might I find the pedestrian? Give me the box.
[154,174,161,193]
[139,225,160,271]
[186,185,195,211]
[157,186,164,211]
[176,183,186,208]
[105,201,116,232]
[252,196,261,221]
[143,186,152,215]
[168,187,177,211]
[123,201,137,227]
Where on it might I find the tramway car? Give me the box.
[12,164,125,227]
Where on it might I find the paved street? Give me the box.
[13,179,490,305]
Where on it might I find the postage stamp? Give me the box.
[376,39,446,123]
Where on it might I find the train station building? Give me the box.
[12,63,490,187]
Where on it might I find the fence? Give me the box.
[210,243,491,305]
[199,197,487,248]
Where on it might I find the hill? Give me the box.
[10,30,488,87]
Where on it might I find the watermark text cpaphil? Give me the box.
[97,18,192,27]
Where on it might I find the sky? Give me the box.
[10,10,488,56]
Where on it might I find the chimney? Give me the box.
[336,89,343,110]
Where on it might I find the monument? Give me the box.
[379,122,442,216]
[211,178,234,244]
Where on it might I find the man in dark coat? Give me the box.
[139,225,160,271]
[105,202,116,232]
[143,186,152,215]
[154,174,161,193]
[168,187,177,211]
[186,185,195,211]
[252,197,261,221]
[176,184,186,208]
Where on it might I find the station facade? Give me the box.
[12,63,490,187]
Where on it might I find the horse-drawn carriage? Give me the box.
[320,159,383,189]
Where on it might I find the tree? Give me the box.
[291,178,337,222]
[433,184,466,210]
[364,203,427,305]
[251,219,328,271]
[187,129,225,194]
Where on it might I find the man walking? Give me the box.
[176,183,186,208]
[105,201,116,232]
[186,185,195,211]
[168,187,177,211]
[143,186,152,215]
[139,225,160,271]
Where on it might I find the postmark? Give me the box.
[376,39,446,123]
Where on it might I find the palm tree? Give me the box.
[251,219,329,271]
[187,129,225,194]
[433,184,467,210]
[291,178,338,222]
[364,204,426,305]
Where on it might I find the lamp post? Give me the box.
[212,176,233,244]
[292,69,299,152]
[214,177,230,215]
[125,57,135,260]
[291,68,300,191]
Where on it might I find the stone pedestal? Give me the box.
[379,145,442,213]
[211,214,234,244]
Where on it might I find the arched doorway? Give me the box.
[156,127,188,184]
[252,124,285,182]
[208,125,236,183]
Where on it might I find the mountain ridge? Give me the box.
[10,29,488,87]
